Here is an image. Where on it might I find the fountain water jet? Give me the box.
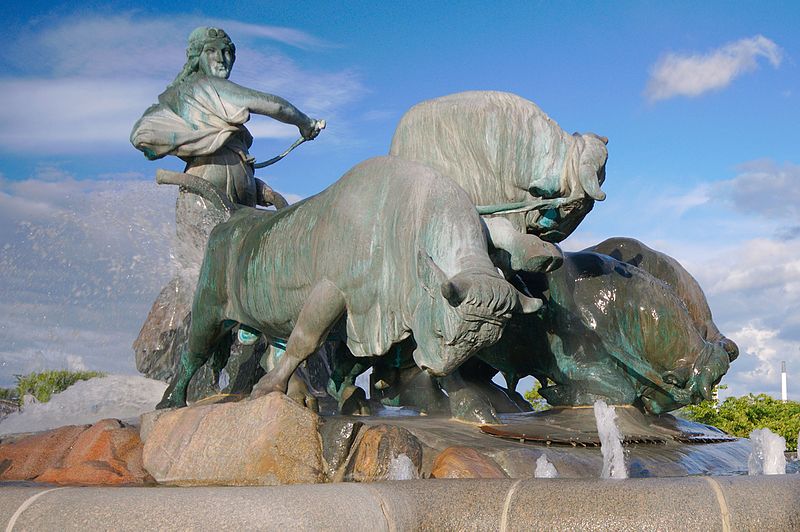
[534,453,558,478]
[593,400,628,479]
[748,428,787,475]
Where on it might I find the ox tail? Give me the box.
[156,169,235,216]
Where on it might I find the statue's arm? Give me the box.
[214,79,319,139]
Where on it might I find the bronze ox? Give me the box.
[390,91,608,273]
[479,250,736,414]
[156,156,540,408]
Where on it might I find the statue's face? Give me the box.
[199,40,233,79]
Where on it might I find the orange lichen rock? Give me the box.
[0,419,153,485]
[430,446,507,479]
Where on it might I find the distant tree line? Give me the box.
[679,393,798,452]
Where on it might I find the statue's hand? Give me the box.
[301,119,325,140]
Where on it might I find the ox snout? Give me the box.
[413,352,454,378]
[686,346,731,403]
[720,337,739,362]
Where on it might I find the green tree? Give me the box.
[680,393,799,452]
[523,379,551,412]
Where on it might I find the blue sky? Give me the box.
[0,2,798,400]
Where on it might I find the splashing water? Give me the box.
[593,400,628,479]
[534,453,559,478]
[748,428,786,475]
[0,179,176,385]
[387,453,420,480]
[0,374,167,435]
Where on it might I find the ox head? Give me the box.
[412,251,541,376]
[525,133,608,243]
[639,341,734,414]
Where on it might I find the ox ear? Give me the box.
[417,250,448,297]
[579,161,606,201]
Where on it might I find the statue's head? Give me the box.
[170,27,236,87]
[639,340,733,415]
[412,253,541,376]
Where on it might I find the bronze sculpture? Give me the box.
[155,157,541,408]
[390,91,609,273]
[130,27,323,393]
[130,31,737,421]
[131,26,322,208]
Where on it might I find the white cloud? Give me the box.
[651,183,714,217]
[6,14,326,79]
[212,19,331,50]
[713,159,800,226]
[0,78,160,152]
[645,35,783,102]
[722,323,799,399]
[0,13,365,154]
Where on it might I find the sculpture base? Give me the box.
[139,394,759,483]
[348,405,752,479]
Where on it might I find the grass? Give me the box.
[0,387,17,402]
[13,370,106,406]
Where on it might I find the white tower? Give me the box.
[781,361,787,402]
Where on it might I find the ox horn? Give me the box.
[441,277,470,307]
[417,250,449,297]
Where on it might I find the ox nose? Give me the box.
[721,338,739,362]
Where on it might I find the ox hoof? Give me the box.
[448,389,499,424]
[339,385,371,416]
[156,395,186,410]
[287,374,319,413]
[250,371,288,400]
[512,253,563,273]
[288,390,319,412]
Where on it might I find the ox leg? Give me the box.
[327,344,372,415]
[255,178,289,210]
[440,372,500,425]
[156,315,232,409]
[484,217,563,273]
[251,280,346,399]
[261,344,320,412]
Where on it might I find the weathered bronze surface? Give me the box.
[390,91,608,273]
[355,245,737,418]
[130,27,322,397]
[155,157,539,408]
[131,26,321,208]
[130,49,736,422]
